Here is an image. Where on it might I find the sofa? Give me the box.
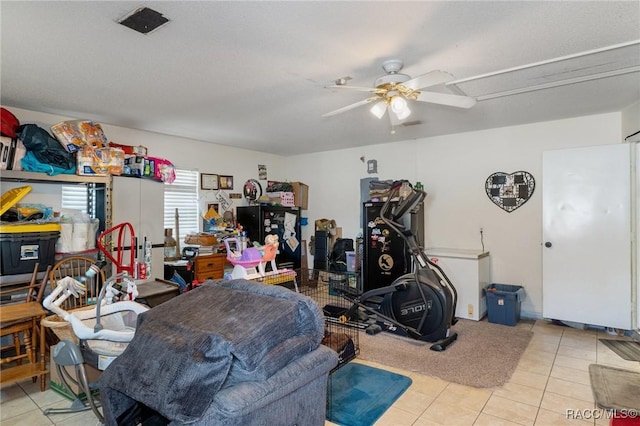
[99,279,339,425]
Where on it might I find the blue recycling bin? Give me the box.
[484,283,525,326]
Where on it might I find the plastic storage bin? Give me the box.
[484,283,525,326]
[0,223,61,275]
[0,185,61,275]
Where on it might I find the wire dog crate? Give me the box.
[296,268,361,371]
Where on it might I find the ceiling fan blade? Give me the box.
[403,70,455,90]
[325,85,378,92]
[322,97,377,117]
[416,91,477,109]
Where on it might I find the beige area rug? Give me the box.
[357,319,533,388]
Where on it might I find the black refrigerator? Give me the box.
[236,206,302,270]
[362,200,424,292]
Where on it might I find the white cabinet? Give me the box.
[112,176,164,280]
[426,248,491,321]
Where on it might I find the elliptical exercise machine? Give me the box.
[340,180,458,351]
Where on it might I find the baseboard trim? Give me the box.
[521,310,542,320]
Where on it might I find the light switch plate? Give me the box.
[367,159,377,174]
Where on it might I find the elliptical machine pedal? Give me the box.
[429,333,458,352]
[365,324,382,335]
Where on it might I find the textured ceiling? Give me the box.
[1,1,639,156]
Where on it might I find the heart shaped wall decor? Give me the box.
[485,171,535,213]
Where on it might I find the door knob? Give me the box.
[544,242,552,248]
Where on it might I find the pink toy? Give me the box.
[238,247,262,266]
[225,238,261,268]
[224,236,281,279]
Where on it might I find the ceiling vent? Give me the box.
[119,7,169,34]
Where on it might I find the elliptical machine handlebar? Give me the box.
[379,180,426,229]
[378,179,459,331]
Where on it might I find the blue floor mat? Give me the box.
[327,362,412,426]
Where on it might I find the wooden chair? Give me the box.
[0,263,51,390]
[48,256,105,311]
[0,263,50,363]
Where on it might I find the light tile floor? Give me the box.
[1,319,638,425]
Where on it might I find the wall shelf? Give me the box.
[0,170,113,285]
[0,170,110,185]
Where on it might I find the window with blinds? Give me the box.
[164,169,199,246]
[61,170,200,248]
[61,185,94,215]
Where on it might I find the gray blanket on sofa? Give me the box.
[98,279,325,423]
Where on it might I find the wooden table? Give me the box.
[1,302,48,391]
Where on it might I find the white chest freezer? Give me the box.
[425,248,491,321]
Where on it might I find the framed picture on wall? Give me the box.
[201,173,219,190]
[219,175,234,190]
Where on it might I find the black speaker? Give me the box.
[313,230,329,270]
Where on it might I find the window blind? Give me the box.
[164,169,199,246]
[61,185,93,215]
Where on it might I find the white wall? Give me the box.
[621,101,640,140]
[288,113,622,318]
[6,106,624,318]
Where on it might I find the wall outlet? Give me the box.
[468,304,474,317]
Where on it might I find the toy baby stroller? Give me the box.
[42,264,149,422]
[224,235,279,280]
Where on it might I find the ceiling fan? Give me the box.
[323,59,476,132]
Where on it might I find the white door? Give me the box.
[542,144,631,329]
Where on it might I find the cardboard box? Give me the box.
[264,191,295,207]
[291,182,308,209]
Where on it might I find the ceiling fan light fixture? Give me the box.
[390,96,411,120]
[322,59,476,121]
[394,104,411,121]
[370,101,387,119]
[390,95,407,112]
